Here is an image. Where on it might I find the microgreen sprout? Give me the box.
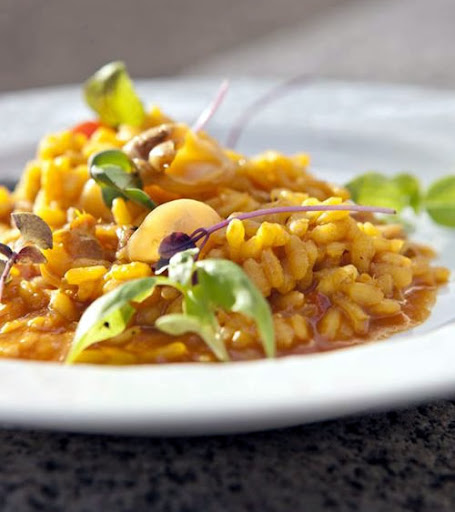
[89,149,156,210]
[226,74,311,148]
[192,80,229,133]
[84,61,145,127]
[157,203,396,266]
[0,213,52,301]
[67,249,274,363]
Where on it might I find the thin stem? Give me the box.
[0,254,16,302]
[226,74,312,148]
[184,204,395,258]
[192,80,230,133]
[204,204,396,236]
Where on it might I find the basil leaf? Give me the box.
[83,61,145,127]
[66,277,157,363]
[11,213,53,250]
[196,259,275,358]
[346,172,421,212]
[425,176,455,227]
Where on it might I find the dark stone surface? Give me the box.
[2,401,455,512]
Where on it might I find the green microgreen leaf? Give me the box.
[166,248,199,286]
[155,249,229,361]
[156,309,228,362]
[66,277,158,363]
[196,259,275,358]
[101,187,123,207]
[67,247,276,362]
[346,172,422,213]
[157,250,275,360]
[393,173,421,213]
[425,176,455,227]
[90,148,134,171]
[83,61,145,127]
[89,149,156,211]
[90,164,141,191]
[11,213,53,249]
[123,188,156,210]
[155,314,216,348]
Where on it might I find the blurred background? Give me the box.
[1,0,455,92]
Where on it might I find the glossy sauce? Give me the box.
[0,280,441,364]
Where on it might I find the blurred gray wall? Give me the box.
[2,0,455,91]
[0,0,343,92]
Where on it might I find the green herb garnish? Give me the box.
[346,172,421,213]
[0,213,52,301]
[346,171,455,228]
[67,277,159,363]
[89,149,156,210]
[66,249,274,363]
[425,176,455,227]
[84,61,145,127]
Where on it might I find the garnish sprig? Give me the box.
[192,80,229,133]
[89,149,156,210]
[157,203,396,266]
[226,74,311,148]
[66,249,274,363]
[0,213,53,301]
[347,172,455,228]
[84,61,145,127]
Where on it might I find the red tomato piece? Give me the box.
[72,121,101,138]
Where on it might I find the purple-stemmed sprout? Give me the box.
[192,80,230,133]
[0,213,53,302]
[157,203,396,267]
[0,244,47,301]
[226,74,312,149]
[155,232,197,273]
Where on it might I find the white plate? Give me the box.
[1,78,455,436]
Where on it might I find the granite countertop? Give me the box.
[2,401,455,512]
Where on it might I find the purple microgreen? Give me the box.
[226,74,311,148]
[0,213,52,301]
[157,203,396,260]
[11,213,53,250]
[156,232,198,272]
[159,232,197,260]
[16,245,47,264]
[192,80,229,133]
[203,204,396,236]
[0,243,13,259]
[0,254,16,302]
